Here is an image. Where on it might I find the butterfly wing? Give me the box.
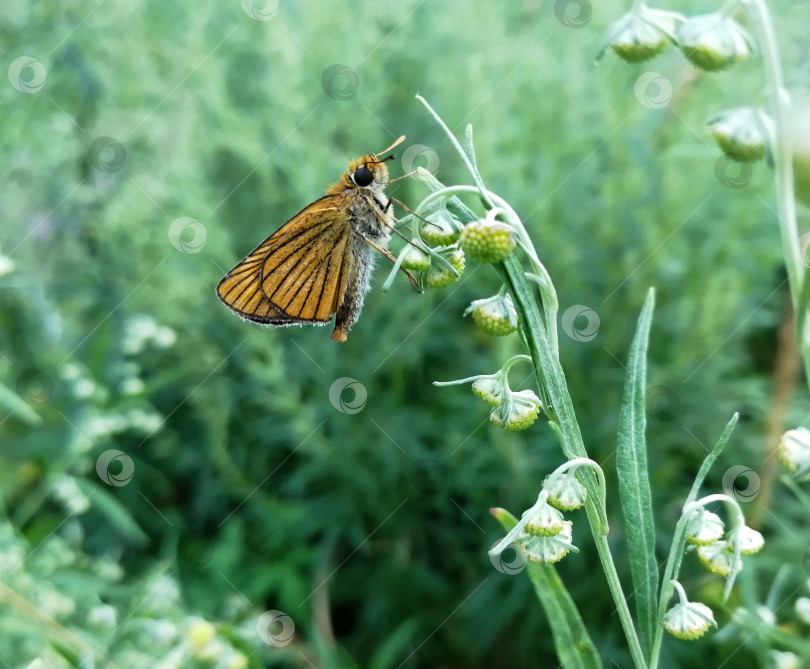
[216,194,352,325]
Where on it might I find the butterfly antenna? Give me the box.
[374,135,406,158]
[389,169,418,183]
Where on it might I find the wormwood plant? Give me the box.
[602,0,810,386]
[389,94,758,668]
[390,56,810,664]
[602,0,810,665]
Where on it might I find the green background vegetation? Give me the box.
[1,0,809,667]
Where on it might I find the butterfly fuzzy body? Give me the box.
[216,153,394,341]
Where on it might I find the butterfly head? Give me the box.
[350,155,390,188]
[327,137,405,197]
[329,154,393,196]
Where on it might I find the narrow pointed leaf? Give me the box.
[616,288,658,656]
[492,509,603,669]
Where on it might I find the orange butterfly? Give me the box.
[217,136,414,341]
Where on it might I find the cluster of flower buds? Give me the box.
[396,194,519,294]
[605,5,753,73]
[489,460,592,567]
[723,600,806,668]
[686,501,764,576]
[437,355,541,431]
[473,375,541,431]
[661,495,764,640]
[396,200,467,289]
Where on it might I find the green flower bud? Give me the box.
[663,600,716,640]
[726,525,764,555]
[465,294,518,336]
[489,389,542,431]
[606,7,681,62]
[709,107,771,162]
[753,605,777,627]
[779,427,810,479]
[460,217,516,263]
[544,471,588,511]
[697,540,740,576]
[399,245,432,272]
[424,248,465,288]
[88,604,117,630]
[770,651,801,669]
[677,13,753,72]
[188,618,216,650]
[421,207,462,246]
[523,499,564,537]
[0,246,14,277]
[795,597,810,625]
[228,653,249,669]
[520,520,574,564]
[471,377,503,406]
[685,508,724,546]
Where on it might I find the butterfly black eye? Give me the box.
[352,165,374,187]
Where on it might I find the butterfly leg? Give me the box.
[362,237,421,292]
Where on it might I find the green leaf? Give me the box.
[491,508,603,669]
[616,288,658,656]
[684,413,738,506]
[495,258,600,513]
[0,380,42,425]
[368,618,419,669]
[73,478,150,546]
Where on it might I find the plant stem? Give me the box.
[500,257,647,669]
[647,415,737,669]
[739,0,810,386]
[416,95,646,668]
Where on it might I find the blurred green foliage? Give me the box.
[1,0,810,667]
